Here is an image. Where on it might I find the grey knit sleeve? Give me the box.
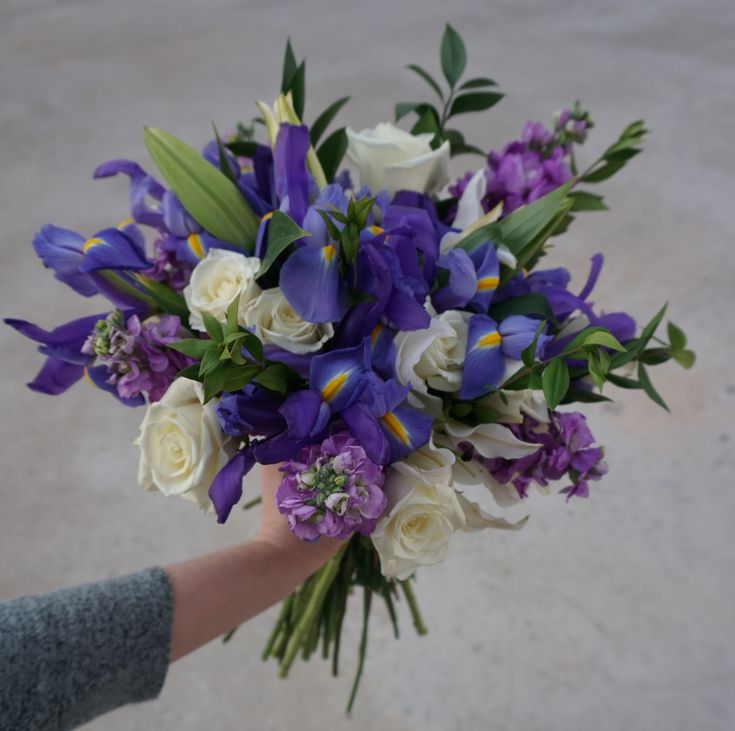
[0,567,173,731]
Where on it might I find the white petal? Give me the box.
[445,420,540,459]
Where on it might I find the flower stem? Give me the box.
[346,585,372,714]
[400,579,428,636]
[277,543,348,678]
[261,594,293,660]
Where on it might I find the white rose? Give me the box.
[394,310,469,394]
[372,444,466,580]
[244,287,333,354]
[475,388,550,425]
[135,378,235,509]
[183,248,262,332]
[346,122,450,196]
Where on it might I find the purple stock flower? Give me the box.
[479,410,607,500]
[276,431,387,541]
[82,310,192,401]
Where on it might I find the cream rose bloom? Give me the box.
[183,248,262,332]
[372,444,466,580]
[244,287,333,354]
[346,122,450,196]
[394,310,469,395]
[135,378,235,509]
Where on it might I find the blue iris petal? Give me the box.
[309,340,371,412]
[460,314,506,400]
[78,228,150,273]
[32,224,97,297]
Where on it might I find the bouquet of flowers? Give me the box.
[6,25,694,710]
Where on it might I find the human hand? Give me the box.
[255,464,344,576]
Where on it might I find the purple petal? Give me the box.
[94,159,165,228]
[432,249,477,312]
[274,124,311,225]
[499,315,551,360]
[342,402,391,465]
[309,340,370,412]
[578,253,604,302]
[279,242,346,323]
[469,244,500,312]
[209,448,257,523]
[27,358,85,396]
[461,314,506,399]
[32,225,97,297]
[380,404,433,461]
[78,228,150,273]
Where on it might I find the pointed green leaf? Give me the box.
[225,293,240,336]
[200,311,224,344]
[226,140,258,158]
[489,294,553,323]
[406,63,445,100]
[199,347,222,376]
[667,321,687,352]
[448,91,503,116]
[144,127,258,249]
[168,338,215,359]
[440,23,466,88]
[673,349,696,369]
[254,364,289,395]
[212,123,237,183]
[638,362,670,412]
[281,39,298,92]
[521,320,548,368]
[176,363,203,381]
[134,276,190,323]
[290,61,306,120]
[542,358,570,410]
[569,190,608,211]
[242,333,264,363]
[258,210,310,279]
[458,76,498,90]
[317,127,348,182]
[584,331,626,352]
[310,96,350,146]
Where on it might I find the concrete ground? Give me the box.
[1,1,734,729]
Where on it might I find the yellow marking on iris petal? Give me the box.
[187,233,205,258]
[322,244,336,263]
[381,412,410,445]
[83,367,93,385]
[370,323,383,346]
[321,372,347,402]
[477,331,502,348]
[261,211,274,222]
[117,217,135,229]
[368,225,384,236]
[82,237,105,252]
[477,276,500,291]
[522,268,529,277]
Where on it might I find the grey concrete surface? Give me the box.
[1,1,734,729]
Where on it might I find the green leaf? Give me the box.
[667,321,687,352]
[569,190,608,212]
[489,294,553,323]
[317,127,348,182]
[242,333,264,363]
[449,142,486,157]
[225,293,240,336]
[560,326,609,356]
[310,96,350,146]
[200,311,224,344]
[203,363,230,402]
[673,349,696,369]
[638,362,670,412]
[258,210,309,279]
[222,364,260,393]
[542,358,570,410]
[144,127,258,249]
[588,349,609,390]
[199,347,221,376]
[640,304,668,345]
[582,158,628,183]
[290,61,306,120]
[281,39,298,92]
[606,373,642,389]
[458,76,498,90]
[584,331,627,352]
[395,102,439,122]
[168,338,214,359]
[406,63,445,100]
[448,91,503,116]
[226,140,258,158]
[410,106,440,140]
[561,387,612,404]
[134,276,190,323]
[176,363,202,381]
[521,320,548,368]
[460,182,572,256]
[440,23,466,88]
[254,364,289,395]
[211,123,237,183]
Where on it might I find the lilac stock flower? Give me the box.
[478,410,607,500]
[276,431,387,541]
[82,310,192,402]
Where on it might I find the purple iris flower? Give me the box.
[209,340,372,523]
[341,375,433,465]
[461,314,552,400]
[94,159,166,228]
[216,385,287,438]
[4,314,142,405]
[276,431,387,541]
[32,224,152,309]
